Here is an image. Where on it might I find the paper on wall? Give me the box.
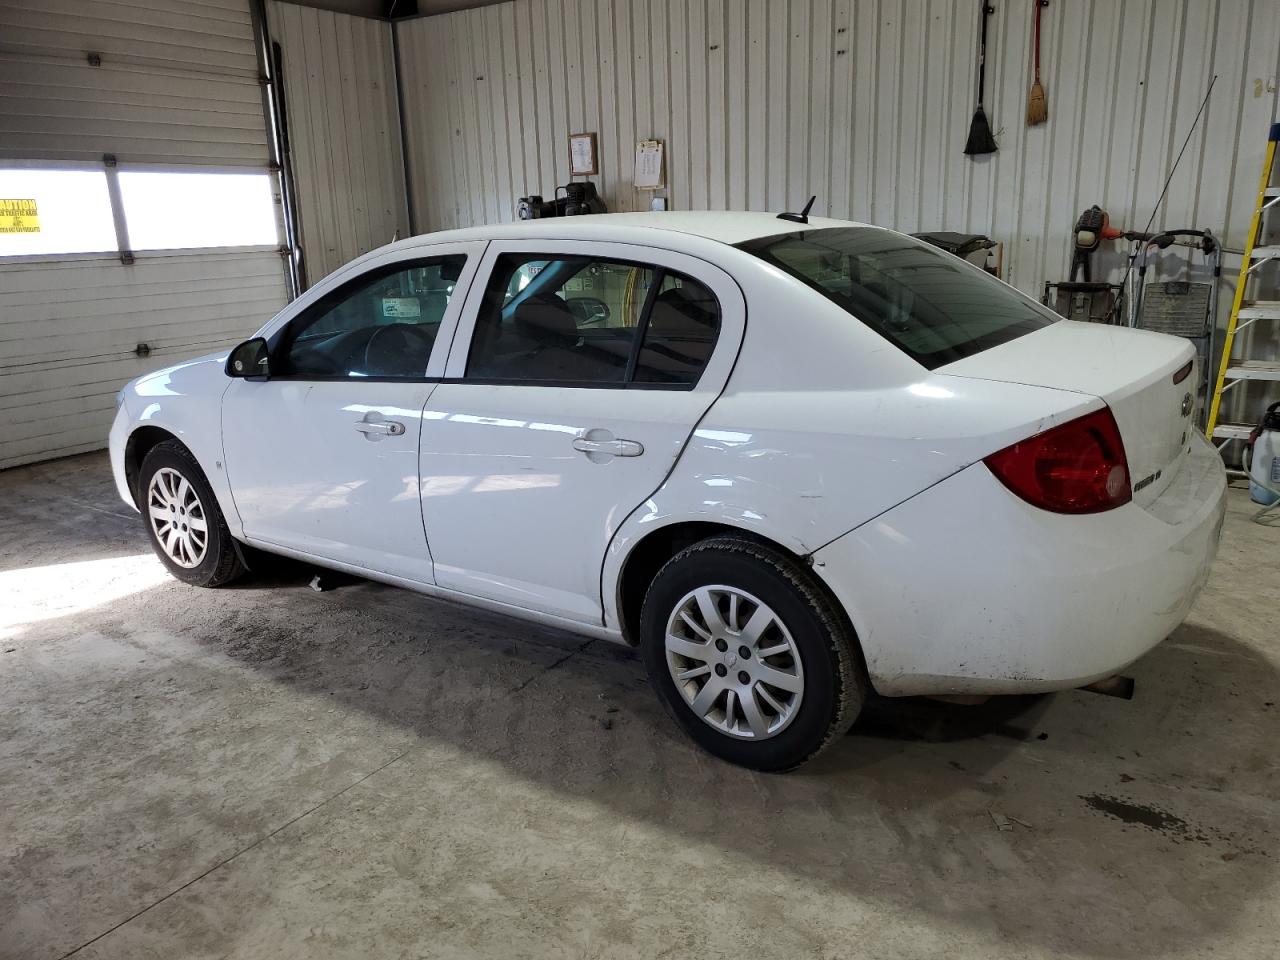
[634,140,664,189]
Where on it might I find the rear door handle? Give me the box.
[354,419,405,437]
[573,436,643,458]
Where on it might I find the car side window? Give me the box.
[466,254,721,387]
[633,273,721,385]
[467,255,655,384]
[280,256,465,379]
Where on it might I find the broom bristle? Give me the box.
[964,106,998,156]
[1027,80,1047,126]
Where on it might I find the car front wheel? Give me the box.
[639,535,865,771]
[138,440,247,587]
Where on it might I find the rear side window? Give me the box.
[633,273,720,384]
[466,254,721,387]
[737,227,1054,369]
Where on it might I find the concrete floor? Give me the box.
[1,452,1277,960]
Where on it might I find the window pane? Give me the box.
[119,170,278,251]
[468,255,654,383]
[634,273,721,385]
[738,227,1053,369]
[0,169,117,256]
[283,257,465,378]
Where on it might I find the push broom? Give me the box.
[1027,0,1048,125]
[964,1,998,155]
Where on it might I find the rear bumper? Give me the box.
[813,434,1227,696]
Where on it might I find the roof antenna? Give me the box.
[778,195,816,224]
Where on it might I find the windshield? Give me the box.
[737,227,1055,369]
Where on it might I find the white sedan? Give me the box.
[110,212,1226,770]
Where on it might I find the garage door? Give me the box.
[0,0,290,470]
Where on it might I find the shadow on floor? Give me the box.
[132,558,1280,956]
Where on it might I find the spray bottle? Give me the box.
[1247,401,1280,506]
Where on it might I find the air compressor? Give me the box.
[516,181,607,219]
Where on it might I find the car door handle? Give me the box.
[354,419,405,437]
[573,436,643,458]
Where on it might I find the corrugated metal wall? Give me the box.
[396,0,1280,430]
[0,0,289,470]
[0,0,268,165]
[268,1,409,284]
[396,0,1280,294]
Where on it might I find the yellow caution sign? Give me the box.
[0,199,40,233]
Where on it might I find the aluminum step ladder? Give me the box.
[1207,122,1280,443]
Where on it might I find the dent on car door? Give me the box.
[418,240,745,624]
[221,244,485,581]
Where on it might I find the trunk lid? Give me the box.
[938,321,1198,507]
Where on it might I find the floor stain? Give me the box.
[1080,794,1189,834]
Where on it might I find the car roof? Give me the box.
[386,211,871,251]
[559,211,867,244]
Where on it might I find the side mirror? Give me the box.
[226,337,270,379]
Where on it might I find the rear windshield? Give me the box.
[737,227,1055,369]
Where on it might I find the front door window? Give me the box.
[279,257,466,379]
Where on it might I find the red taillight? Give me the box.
[983,407,1131,514]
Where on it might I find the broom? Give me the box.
[1026,0,1048,125]
[964,1,998,155]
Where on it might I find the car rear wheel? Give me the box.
[139,440,247,587]
[639,535,865,771]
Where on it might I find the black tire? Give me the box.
[639,535,866,772]
[137,440,247,588]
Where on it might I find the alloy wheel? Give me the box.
[664,585,805,740]
[147,467,208,569]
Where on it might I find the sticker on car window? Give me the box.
[381,297,421,319]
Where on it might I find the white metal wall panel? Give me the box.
[267,1,408,284]
[397,0,1279,429]
[0,0,268,165]
[0,252,287,471]
[397,0,1280,291]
